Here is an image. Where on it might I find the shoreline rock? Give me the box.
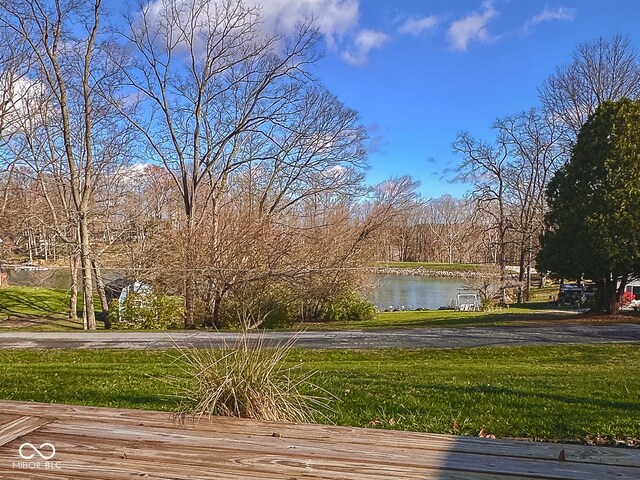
[375,266,501,278]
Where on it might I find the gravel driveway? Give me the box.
[0,324,638,349]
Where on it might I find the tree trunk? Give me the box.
[27,230,33,263]
[517,249,525,303]
[92,258,110,329]
[212,294,222,329]
[69,254,79,320]
[497,221,508,304]
[538,273,546,288]
[201,200,223,329]
[595,278,606,312]
[183,218,195,329]
[184,274,195,329]
[517,249,526,282]
[607,282,619,315]
[517,286,524,304]
[79,217,96,330]
[603,273,627,314]
[525,246,532,301]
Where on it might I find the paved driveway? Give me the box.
[0,324,638,349]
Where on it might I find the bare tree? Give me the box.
[113,0,368,327]
[425,195,476,264]
[495,109,564,300]
[464,269,502,310]
[453,132,510,286]
[540,34,640,139]
[1,0,130,329]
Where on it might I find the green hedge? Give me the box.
[322,291,377,322]
[110,292,184,330]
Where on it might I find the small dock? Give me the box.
[0,400,638,479]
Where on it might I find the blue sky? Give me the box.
[270,0,640,199]
[113,0,640,199]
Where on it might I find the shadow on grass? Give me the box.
[106,394,179,409]
[510,301,559,310]
[426,383,640,411]
[5,393,177,411]
[0,289,64,316]
[0,286,107,331]
[0,316,84,329]
[307,310,581,330]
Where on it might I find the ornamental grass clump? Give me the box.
[174,333,329,423]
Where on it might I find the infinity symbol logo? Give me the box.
[19,443,56,460]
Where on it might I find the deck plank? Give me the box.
[0,449,542,480]
[0,413,18,425]
[0,401,636,469]
[24,421,640,477]
[13,426,640,480]
[0,415,54,447]
[0,461,527,480]
[0,400,638,479]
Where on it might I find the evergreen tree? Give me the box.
[539,99,640,313]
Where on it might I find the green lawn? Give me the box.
[0,284,623,331]
[0,344,638,442]
[0,286,103,331]
[301,307,577,330]
[0,286,70,317]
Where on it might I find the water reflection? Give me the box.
[369,274,465,310]
[7,269,465,312]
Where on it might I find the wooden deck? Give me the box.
[0,401,638,479]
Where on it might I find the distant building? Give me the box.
[104,279,153,318]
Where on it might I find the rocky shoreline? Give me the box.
[375,266,500,278]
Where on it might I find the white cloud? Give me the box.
[341,29,389,66]
[256,0,360,49]
[398,15,438,36]
[142,0,359,50]
[258,0,391,66]
[0,76,51,135]
[447,0,498,52]
[524,6,576,32]
[141,0,391,66]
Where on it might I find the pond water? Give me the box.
[5,268,122,290]
[369,274,466,310]
[6,268,464,312]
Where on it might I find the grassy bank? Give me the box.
[0,286,103,331]
[0,344,638,442]
[0,286,70,317]
[301,306,578,330]
[2,284,636,331]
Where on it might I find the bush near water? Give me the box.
[110,292,184,330]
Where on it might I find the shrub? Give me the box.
[621,291,635,307]
[260,300,297,329]
[479,297,495,311]
[172,333,329,422]
[322,291,376,322]
[218,285,298,330]
[110,292,184,330]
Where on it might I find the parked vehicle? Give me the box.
[557,284,585,307]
